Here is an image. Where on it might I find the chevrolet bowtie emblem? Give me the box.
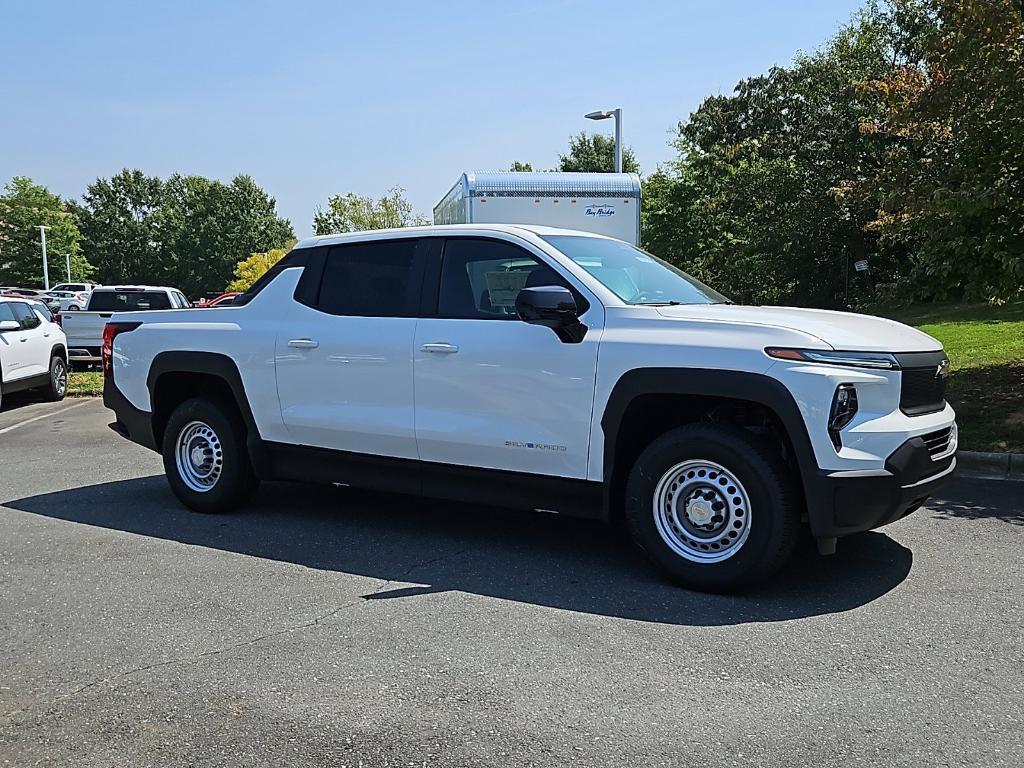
[936,360,950,379]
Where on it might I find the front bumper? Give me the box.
[805,432,956,538]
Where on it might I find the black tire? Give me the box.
[161,397,259,513]
[624,423,800,593]
[42,355,68,401]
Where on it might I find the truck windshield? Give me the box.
[542,235,729,306]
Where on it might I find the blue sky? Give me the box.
[2,0,863,237]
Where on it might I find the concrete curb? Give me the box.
[956,450,1024,481]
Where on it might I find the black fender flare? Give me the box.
[600,367,824,515]
[147,351,269,475]
[49,343,68,363]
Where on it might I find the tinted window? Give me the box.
[438,239,569,320]
[0,303,16,326]
[30,301,53,322]
[88,291,172,311]
[541,235,729,306]
[10,302,41,329]
[317,240,419,317]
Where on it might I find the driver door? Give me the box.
[413,237,602,479]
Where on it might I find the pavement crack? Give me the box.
[0,544,471,722]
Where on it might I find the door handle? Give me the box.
[287,338,319,349]
[43,332,50,337]
[420,342,459,354]
[19,337,28,342]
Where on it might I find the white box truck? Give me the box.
[434,171,642,245]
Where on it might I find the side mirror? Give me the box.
[515,286,587,343]
[0,320,20,332]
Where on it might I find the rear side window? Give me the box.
[89,291,172,311]
[0,303,16,325]
[10,302,41,330]
[317,240,419,317]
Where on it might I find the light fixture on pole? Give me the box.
[584,108,623,173]
[37,225,51,291]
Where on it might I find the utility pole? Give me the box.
[38,225,51,290]
[65,253,71,282]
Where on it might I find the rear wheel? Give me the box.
[624,423,799,592]
[42,356,68,401]
[162,397,258,513]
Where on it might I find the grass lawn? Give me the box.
[68,370,103,397]
[878,300,1024,452]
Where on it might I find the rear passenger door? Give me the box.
[275,237,426,461]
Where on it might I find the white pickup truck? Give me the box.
[63,286,190,363]
[103,225,957,591]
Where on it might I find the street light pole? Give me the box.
[38,225,51,290]
[66,252,71,283]
[584,108,623,173]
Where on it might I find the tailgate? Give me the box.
[64,312,113,357]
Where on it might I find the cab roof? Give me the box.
[294,223,612,251]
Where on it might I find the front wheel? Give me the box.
[624,423,800,592]
[162,397,258,513]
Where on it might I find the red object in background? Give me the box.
[198,292,240,308]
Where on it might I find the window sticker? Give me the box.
[483,270,530,308]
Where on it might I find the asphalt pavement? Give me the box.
[0,396,1021,767]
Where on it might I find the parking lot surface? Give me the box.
[1,397,1021,767]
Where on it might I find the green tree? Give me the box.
[75,170,294,296]
[646,4,905,307]
[0,177,90,287]
[858,0,1024,301]
[159,173,295,296]
[72,169,165,286]
[509,161,535,172]
[227,245,293,292]
[312,186,428,235]
[558,132,640,174]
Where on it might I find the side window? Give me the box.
[0,303,16,327]
[438,238,570,320]
[317,240,419,317]
[10,302,41,330]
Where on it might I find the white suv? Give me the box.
[0,297,69,407]
[102,225,957,591]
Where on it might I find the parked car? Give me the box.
[196,292,239,308]
[45,290,91,312]
[0,289,62,317]
[62,285,190,365]
[102,225,957,592]
[0,296,68,407]
[51,282,101,294]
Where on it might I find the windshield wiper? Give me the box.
[634,300,683,306]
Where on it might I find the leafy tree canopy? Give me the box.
[558,132,640,174]
[313,186,428,235]
[0,177,90,287]
[227,245,293,292]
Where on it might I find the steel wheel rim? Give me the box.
[175,421,223,493]
[52,360,67,396]
[652,459,752,563]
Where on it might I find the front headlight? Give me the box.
[828,384,858,450]
[765,347,899,370]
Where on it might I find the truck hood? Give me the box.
[655,305,942,353]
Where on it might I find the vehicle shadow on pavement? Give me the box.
[926,476,1024,525]
[5,476,913,626]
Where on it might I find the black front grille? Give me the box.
[921,426,954,458]
[896,352,948,416]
